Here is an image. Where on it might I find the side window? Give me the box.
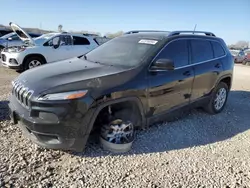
[191,40,213,63]
[9,34,20,41]
[44,36,60,46]
[60,35,73,45]
[155,39,189,68]
[73,36,90,45]
[211,41,225,58]
[29,34,40,38]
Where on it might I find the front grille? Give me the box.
[12,80,33,109]
[1,54,6,62]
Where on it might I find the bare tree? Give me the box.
[58,24,63,32]
[105,31,124,38]
[235,41,249,49]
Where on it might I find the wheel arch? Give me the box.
[217,74,232,90]
[22,53,47,68]
[86,97,146,135]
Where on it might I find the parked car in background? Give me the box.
[93,36,111,45]
[1,22,102,71]
[8,30,233,152]
[0,28,12,37]
[0,32,41,51]
[242,49,250,65]
[229,49,245,63]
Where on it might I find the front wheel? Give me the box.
[24,56,44,70]
[204,82,229,114]
[100,109,137,153]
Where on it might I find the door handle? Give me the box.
[183,71,191,76]
[215,63,221,68]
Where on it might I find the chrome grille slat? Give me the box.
[11,80,32,109]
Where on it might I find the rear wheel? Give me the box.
[24,56,45,70]
[242,60,247,65]
[204,82,229,114]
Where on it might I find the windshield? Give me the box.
[33,33,57,45]
[85,37,158,67]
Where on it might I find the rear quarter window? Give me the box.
[211,41,225,58]
[73,36,90,45]
[191,39,213,64]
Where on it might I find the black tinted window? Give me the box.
[156,39,189,68]
[29,34,40,38]
[191,40,213,63]
[211,41,225,58]
[73,36,90,45]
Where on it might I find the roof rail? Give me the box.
[124,30,170,34]
[82,33,99,36]
[168,31,216,37]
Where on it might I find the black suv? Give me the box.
[9,30,234,152]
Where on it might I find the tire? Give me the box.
[24,56,45,70]
[242,60,247,65]
[100,109,138,152]
[0,46,4,52]
[204,82,229,114]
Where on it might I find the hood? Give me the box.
[15,57,132,96]
[9,22,35,45]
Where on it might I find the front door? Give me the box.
[147,39,194,117]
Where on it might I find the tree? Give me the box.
[58,24,63,32]
[234,41,249,49]
[105,31,124,38]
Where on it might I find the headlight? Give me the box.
[6,46,26,53]
[37,90,88,101]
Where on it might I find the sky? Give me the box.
[1,0,249,44]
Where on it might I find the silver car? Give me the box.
[0,32,41,51]
[230,50,246,63]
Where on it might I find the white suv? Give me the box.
[1,23,100,71]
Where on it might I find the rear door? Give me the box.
[190,39,225,101]
[147,39,195,116]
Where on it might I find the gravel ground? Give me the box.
[0,65,250,188]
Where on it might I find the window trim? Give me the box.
[148,38,227,72]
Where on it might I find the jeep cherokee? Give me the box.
[8,30,234,152]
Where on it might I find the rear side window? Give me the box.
[29,34,40,38]
[156,39,189,68]
[73,36,90,45]
[191,40,213,64]
[211,41,225,58]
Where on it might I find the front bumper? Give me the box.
[1,52,23,70]
[8,94,96,152]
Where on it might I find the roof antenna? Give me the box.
[193,24,197,34]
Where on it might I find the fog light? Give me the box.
[39,112,59,123]
[9,58,18,65]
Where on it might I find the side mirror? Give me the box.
[151,59,175,71]
[8,37,12,41]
